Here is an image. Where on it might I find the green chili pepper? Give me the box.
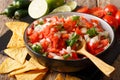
[14,9,28,19]
[13,0,31,9]
[32,44,42,53]
[0,6,17,17]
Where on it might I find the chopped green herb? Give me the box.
[66,33,79,46]
[87,28,98,37]
[63,54,70,59]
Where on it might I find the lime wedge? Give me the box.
[46,0,64,12]
[66,1,77,11]
[28,0,49,19]
[51,5,71,13]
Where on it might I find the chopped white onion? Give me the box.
[89,36,99,46]
[81,28,87,34]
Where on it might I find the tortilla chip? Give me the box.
[55,73,64,80]
[5,22,29,37]
[29,58,47,70]
[0,58,24,74]
[65,75,81,80]
[9,60,38,76]
[7,33,25,48]
[15,70,46,80]
[4,47,28,64]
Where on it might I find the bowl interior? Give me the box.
[25,12,114,58]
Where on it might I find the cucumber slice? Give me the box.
[28,0,49,19]
[51,5,71,13]
[66,1,77,11]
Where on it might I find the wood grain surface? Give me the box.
[0,0,120,80]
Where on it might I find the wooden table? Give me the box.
[0,0,120,80]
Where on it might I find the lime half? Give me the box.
[28,0,49,19]
[66,1,77,11]
[51,5,71,13]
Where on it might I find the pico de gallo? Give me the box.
[26,15,110,60]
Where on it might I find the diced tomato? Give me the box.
[91,19,99,26]
[100,39,109,47]
[27,27,33,36]
[87,42,95,54]
[72,52,78,59]
[47,48,59,53]
[29,32,39,43]
[58,39,66,49]
[43,26,51,36]
[87,41,100,54]
[41,40,49,50]
[85,22,93,28]
[48,53,54,58]
[61,33,69,39]
[75,27,82,35]
[96,26,104,32]
[38,31,44,39]
[51,35,59,48]
[63,18,76,32]
[94,48,104,54]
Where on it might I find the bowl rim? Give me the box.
[24,12,115,62]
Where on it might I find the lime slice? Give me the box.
[51,5,71,13]
[66,1,77,11]
[28,0,49,19]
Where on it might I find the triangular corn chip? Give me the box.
[29,58,47,70]
[55,73,64,80]
[5,22,29,37]
[65,75,81,80]
[9,60,38,76]
[15,70,46,80]
[4,47,28,64]
[7,33,25,48]
[0,57,24,74]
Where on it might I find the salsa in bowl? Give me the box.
[24,12,114,72]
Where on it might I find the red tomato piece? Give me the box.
[85,22,93,28]
[94,48,104,54]
[103,15,118,30]
[61,33,69,39]
[75,27,82,35]
[104,4,118,16]
[76,6,89,13]
[72,52,78,59]
[89,7,104,18]
[27,27,33,36]
[29,32,39,43]
[100,39,109,47]
[63,18,76,32]
[115,10,120,26]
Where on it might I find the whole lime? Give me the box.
[46,0,64,11]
